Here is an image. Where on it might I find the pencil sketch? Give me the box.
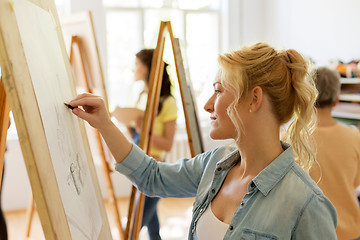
[13,0,102,239]
[69,155,83,195]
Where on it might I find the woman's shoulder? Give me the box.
[282,163,335,210]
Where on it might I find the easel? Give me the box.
[24,35,125,240]
[1,68,40,240]
[69,35,125,240]
[125,21,204,240]
[0,0,112,238]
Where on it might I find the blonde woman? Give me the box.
[69,42,337,239]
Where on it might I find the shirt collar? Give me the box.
[216,145,240,170]
[217,141,295,196]
[251,141,295,196]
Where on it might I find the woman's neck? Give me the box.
[235,130,284,178]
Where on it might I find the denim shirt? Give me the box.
[115,142,337,239]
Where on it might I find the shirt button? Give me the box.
[229,225,234,231]
[217,167,222,171]
[200,208,204,213]
[240,202,245,206]
[211,189,216,194]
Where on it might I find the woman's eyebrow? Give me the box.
[213,81,222,87]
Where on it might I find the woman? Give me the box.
[132,49,177,162]
[70,42,337,239]
[117,49,177,240]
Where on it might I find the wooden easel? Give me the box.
[69,35,125,240]
[24,35,125,240]
[0,77,34,240]
[125,21,204,240]
[0,0,112,238]
[0,81,36,238]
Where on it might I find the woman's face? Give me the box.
[204,79,237,140]
[134,57,149,81]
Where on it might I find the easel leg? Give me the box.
[24,193,34,239]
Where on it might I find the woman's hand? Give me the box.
[69,93,111,131]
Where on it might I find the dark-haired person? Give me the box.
[70,43,337,239]
[310,67,360,240]
[117,49,177,240]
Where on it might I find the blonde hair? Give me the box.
[218,42,318,172]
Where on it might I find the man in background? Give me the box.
[310,67,360,240]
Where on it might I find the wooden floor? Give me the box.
[4,197,194,240]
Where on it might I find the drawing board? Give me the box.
[0,0,112,239]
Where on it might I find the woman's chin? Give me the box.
[209,130,230,140]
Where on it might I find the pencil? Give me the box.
[64,103,76,110]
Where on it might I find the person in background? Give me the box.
[310,67,360,240]
[70,42,337,239]
[120,49,177,240]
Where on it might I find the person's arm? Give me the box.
[70,93,214,198]
[116,143,213,198]
[69,93,132,163]
[292,195,337,239]
[151,120,176,152]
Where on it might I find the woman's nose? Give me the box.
[204,95,214,113]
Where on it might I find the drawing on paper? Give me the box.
[69,155,83,195]
[13,0,102,239]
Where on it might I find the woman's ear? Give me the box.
[250,86,263,112]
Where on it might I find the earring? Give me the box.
[249,108,252,113]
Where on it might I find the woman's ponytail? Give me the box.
[282,49,318,172]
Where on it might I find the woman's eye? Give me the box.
[215,89,221,95]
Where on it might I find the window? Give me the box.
[104,0,224,123]
[54,0,70,17]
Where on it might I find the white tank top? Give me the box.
[195,202,229,239]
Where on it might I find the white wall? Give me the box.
[284,0,360,64]
[1,140,32,211]
[236,0,360,65]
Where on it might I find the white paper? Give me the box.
[13,0,102,239]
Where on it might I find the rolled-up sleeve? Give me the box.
[115,143,214,198]
[292,194,337,239]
